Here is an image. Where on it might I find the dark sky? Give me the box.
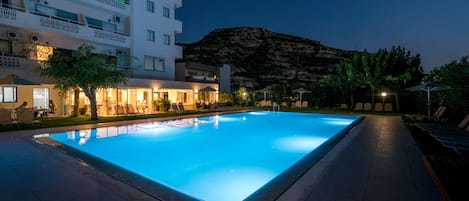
[175,0,469,72]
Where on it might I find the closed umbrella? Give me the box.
[406,82,451,118]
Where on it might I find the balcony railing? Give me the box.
[96,0,128,10]
[93,30,127,43]
[0,53,21,69]
[39,17,80,33]
[0,3,26,20]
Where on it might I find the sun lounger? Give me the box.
[384,103,393,112]
[0,108,16,126]
[363,102,371,111]
[417,114,469,135]
[125,104,137,114]
[15,108,41,126]
[353,102,363,111]
[178,103,185,114]
[374,103,383,112]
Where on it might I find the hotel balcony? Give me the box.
[78,0,130,14]
[1,5,131,48]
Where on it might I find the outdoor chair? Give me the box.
[374,103,383,112]
[431,106,446,121]
[363,102,372,111]
[125,104,137,114]
[16,108,41,126]
[384,103,393,112]
[353,102,363,111]
[417,114,469,135]
[171,103,180,113]
[178,103,185,114]
[0,108,16,126]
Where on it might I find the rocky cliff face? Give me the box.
[179,27,357,89]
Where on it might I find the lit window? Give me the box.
[164,34,170,45]
[144,55,165,71]
[1,86,17,103]
[35,45,53,61]
[163,7,170,18]
[147,30,155,42]
[147,0,154,13]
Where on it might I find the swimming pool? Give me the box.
[48,111,361,201]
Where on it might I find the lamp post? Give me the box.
[381,92,387,105]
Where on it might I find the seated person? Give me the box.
[15,101,28,111]
[48,100,56,114]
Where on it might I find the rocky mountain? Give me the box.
[178,27,358,89]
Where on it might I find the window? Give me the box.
[1,86,17,103]
[0,39,12,53]
[147,30,155,42]
[144,55,165,71]
[33,88,49,109]
[146,0,154,13]
[163,7,170,18]
[164,34,170,45]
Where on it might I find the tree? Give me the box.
[424,56,469,121]
[40,44,130,120]
[323,46,423,111]
[39,48,81,116]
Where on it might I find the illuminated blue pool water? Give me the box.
[49,111,360,201]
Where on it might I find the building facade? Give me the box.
[0,0,221,116]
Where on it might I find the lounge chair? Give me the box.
[363,102,372,111]
[353,102,363,111]
[115,104,126,115]
[417,114,469,135]
[171,103,180,113]
[125,104,137,114]
[431,106,446,121]
[16,108,41,126]
[301,101,308,108]
[384,103,393,112]
[178,103,185,114]
[0,108,16,126]
[374,103,383,112]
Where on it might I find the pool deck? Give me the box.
[0,113,444,201]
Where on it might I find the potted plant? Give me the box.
[154,99,170,112]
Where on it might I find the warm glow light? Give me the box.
[381,92,387,97]
[36,45,53,61]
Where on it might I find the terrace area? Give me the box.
[0,109,454,201]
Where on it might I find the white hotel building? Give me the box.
[0,0,227,116]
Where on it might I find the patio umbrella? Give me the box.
[257,87,271,101]
[0,74,40,85]
[406,82,451,118]
[199,86,217,92]
[199,86,217,102]
[292,87,311,108]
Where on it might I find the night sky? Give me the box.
[175,0,469,73]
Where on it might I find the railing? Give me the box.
[0,53,21,69]
[93,30,126,43]
[0,3,26,20]
[96,0,128,10]
[40,17,80,33]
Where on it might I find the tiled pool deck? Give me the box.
[0,113,444,201]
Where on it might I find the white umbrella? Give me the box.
[406,82,451,118]
[292,87,311,108]
[257,87,271,101]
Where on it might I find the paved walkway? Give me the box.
[0,114,444,201]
